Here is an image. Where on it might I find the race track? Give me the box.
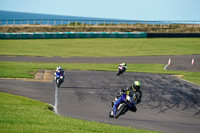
[0,55,200,133]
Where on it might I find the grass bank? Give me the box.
[1,25,200,33]
[0,92,160,133]
[0,61,199,85]
[0,38,200,57]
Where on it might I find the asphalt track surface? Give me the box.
[1,55,200,133]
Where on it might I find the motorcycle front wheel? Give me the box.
[114,103,126,118]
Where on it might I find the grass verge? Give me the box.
[0,61,200,85]
[0,38,200,57]
[0,92,160,133]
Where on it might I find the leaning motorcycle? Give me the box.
[109,91,136,118]
[54,72,64,88]
[117,66,125,76]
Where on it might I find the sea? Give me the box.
[0,10,199,25]
[0,10,135,25]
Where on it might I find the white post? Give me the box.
[82,21,84,27]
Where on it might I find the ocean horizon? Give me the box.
[0,10,131,21]
[0,10,199,25]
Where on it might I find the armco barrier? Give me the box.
[0,32,147,39]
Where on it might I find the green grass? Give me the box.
[0,61,200,85]
[0,38,200,57]
[0,92,160,133]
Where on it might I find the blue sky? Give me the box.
[0,0,200,20]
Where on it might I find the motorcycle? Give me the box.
[54,72,64,88]
[109,91,136,118]
[117,66,125,76]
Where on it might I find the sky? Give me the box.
[0,0,200,20]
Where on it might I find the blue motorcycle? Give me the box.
[55,72,64,88]
[109,90,136,118]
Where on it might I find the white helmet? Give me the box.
[56,66,62,72]
[57,66,61,70]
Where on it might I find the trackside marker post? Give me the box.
[191,58,195,65]
[168,58,171,65]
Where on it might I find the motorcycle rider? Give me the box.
[111,90,136,118]
[54,66,65,81]
[118,62,127,72]
[110,81,142,117]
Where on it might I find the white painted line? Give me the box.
[164,64,168,70]
[47,103,55,108]
[54,84,58,114]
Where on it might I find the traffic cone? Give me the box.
[168,58,171,65]
[191,58,195,65]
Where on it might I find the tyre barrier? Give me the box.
[0,32,147,39]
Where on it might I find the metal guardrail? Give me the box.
[0,19,200,28]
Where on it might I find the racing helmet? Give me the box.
[56,66,61,73]
[132,81,141,91]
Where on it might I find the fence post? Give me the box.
[13,19,15,26]
[82,21,84,27]
[68,20,70,26]
[61,19,63,26]
[54,20,56,26]
[96,21,98,26]
[0,19,1,26]
[193,21,195,27]
[6,20,8,25]
[104,21,105,26]
[27,20,29,25]
[168,21,170,28]
[47,20,49,25]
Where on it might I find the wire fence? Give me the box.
[1,19,200,28]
